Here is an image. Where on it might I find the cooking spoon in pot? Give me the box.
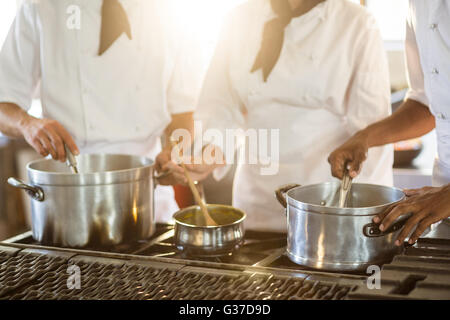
[338,172,353,208]
[64,144,79,174]
[320,172,353,207]
[170,139,218,226]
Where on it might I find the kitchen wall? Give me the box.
[387,50,408,92]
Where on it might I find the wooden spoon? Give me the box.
[170,140,218,226]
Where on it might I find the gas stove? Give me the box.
[1,221,449,300]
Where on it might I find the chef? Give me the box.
[160,0,394,232]
[0,0,203,222]
[328,0,450,245]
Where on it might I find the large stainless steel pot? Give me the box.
[8,154,159,247]
[173,204,246,257]
[275,183,407,272]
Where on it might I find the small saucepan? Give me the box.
[173,204,246,257]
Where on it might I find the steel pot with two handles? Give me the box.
[275,182,409,272]
[8,154,167,248]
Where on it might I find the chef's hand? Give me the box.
[181,144,226,183]
[159,158,223,186]
[184,162,223,183]
[19,116,79,162]
[155,145,225,186]
[373,184,450,246]
[155,148,184,185]
[328,132,369,179]
[156,158,219,186]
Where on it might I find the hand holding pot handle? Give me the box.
[362,213,412,238]
[275,184,301,209]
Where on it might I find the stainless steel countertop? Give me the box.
[423,219,450,240]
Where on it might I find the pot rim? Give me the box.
[286,182,406,216]
[173,204,246,229]
[26,154,154,185]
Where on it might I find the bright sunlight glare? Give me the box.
[172,0,247,60]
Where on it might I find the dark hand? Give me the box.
[328,132,369,180]
[373,184,450,246]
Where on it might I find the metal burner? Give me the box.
[0,248,356,300]
[1,221,450,300]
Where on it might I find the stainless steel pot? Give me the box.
[173,204,246,257]
[275,183,407,272]
[8,154,160,247]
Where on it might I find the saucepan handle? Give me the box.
[362,213,412,238]
[8,177,45,202]
[275,184,301,209]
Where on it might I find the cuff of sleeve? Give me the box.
[405,89,429,108]
[0,95,31,112]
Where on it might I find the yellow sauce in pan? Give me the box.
[175,206,244,227]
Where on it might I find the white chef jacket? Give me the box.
[405,0,450,186]
[195,0,394,232]
[0,0,205,222]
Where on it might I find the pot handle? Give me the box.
[362,213,411,238]
[8,177,44,202]
[275,184,301,209]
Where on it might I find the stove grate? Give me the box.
[0,249,355,300]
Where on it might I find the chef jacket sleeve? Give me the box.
[0,2,41,111]
[166,17,206,115]
[345,14,391,133]
[403,11,429,107]
[193,12,246,180]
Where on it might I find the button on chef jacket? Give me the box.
[405,0,450,186]
[195,0,394,232]
[0,0,205,222]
